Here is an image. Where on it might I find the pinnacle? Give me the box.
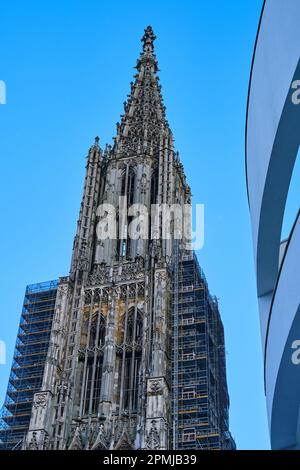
[136,25,158,71]
[141,26,156,52]
[111,26,170,158]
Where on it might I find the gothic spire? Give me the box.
[113,26,172,158]
[137,25,157,71]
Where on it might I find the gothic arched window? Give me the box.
[82,311,106,416]
[121,170,126,196]
[151,167,158,204]
[118,166,136,259]
[150,167,159,241]
[120,166,135,203]
[125,308,143,344]
[121,308,143,413]
[88,312,106,349]
[127,167,135,205]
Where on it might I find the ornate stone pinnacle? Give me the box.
[141,25,156,51]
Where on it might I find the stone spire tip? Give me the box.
[141,25,156,51]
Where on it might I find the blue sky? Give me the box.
[0,0,270,449]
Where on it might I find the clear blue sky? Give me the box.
[0,0,270,449]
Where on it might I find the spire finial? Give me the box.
[94,136,100,146]
[141,25,156,53]
[112,25,169,157]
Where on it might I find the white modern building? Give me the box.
[246,0,300,450]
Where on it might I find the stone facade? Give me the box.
[24,26,191,450]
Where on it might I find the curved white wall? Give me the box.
[246,0,300,449]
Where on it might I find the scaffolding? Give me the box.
[171,252,235,450]
[0,280,58,450]
[172,239,179,450]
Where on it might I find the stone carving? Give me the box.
[33,393,48,409]
[26,430,49,450]
[88,258,146,286]
[58,284,68,300]
[140,173,148,194]
[148,379,163,396]
[27,432,39,450]
[91,425,108,450]
[77,255,89,271]
[68,426,82,450]
[88,265,109,285]
[145,420,160,450]
[119,257,145,281]
[68,421,112,450]
[114,429,134,450]
[113,417,136,449]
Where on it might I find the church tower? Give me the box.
[19,26,235,451]
[24,26,191,451]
